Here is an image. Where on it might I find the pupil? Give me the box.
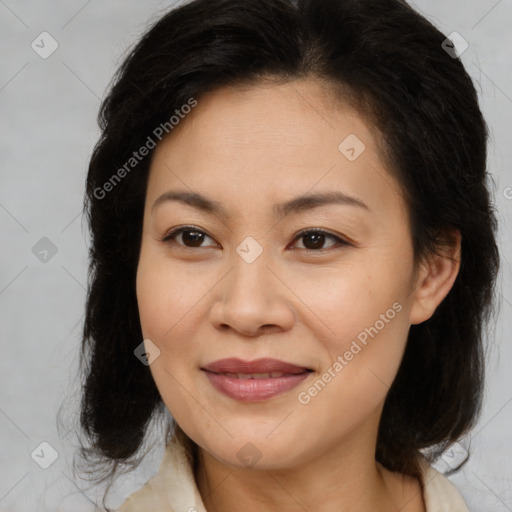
[183,230,204,247]
[304,233,324,249]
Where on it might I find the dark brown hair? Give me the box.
[70,0,499,508]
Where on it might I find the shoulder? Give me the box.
[115,437,205,512]
[378,457,470,512]
[115,469,172,512]
[420,458,470,512]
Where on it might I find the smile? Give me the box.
[202,370,311,402]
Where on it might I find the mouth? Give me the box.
[200,358,314,402]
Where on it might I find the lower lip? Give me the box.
[202,370,311,402]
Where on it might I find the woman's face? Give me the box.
[136,79,430,469]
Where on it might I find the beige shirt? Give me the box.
[116,437,470,512]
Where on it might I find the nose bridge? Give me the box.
[211,236,294,334]
[226,237,275,303]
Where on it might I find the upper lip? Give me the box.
[201,358,312,374]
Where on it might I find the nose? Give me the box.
[209,248,295,337]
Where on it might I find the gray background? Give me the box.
[0,0,511,510]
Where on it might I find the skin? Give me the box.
[136,78,461,512]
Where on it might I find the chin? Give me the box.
[200,433,307,471]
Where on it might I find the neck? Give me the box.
[192,424,424,512]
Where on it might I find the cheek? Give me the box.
[289,261,407,345]
[136,258,206,416]
[136,255,204,343]
[295,290,409,434]
[289,263,411,404]
[135,252,221,411]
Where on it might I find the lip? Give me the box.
[201,358,312,402]
[201,357,311,374]
[202,371,311,402]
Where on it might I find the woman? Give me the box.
[77,0,500,510]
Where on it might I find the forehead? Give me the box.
[158,79,377,157]
[146,79,406,224]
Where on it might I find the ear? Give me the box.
[409,229,461,326]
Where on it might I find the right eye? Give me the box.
[161,226,218,248]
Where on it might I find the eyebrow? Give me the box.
[151,190,370,218]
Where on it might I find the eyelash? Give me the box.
[160,225,350,253]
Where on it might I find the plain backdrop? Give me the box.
[1,1,511,510]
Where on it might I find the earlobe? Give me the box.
[409,230,461,326]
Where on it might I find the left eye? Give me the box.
[161,226,217,248]
[291,229,348,251]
